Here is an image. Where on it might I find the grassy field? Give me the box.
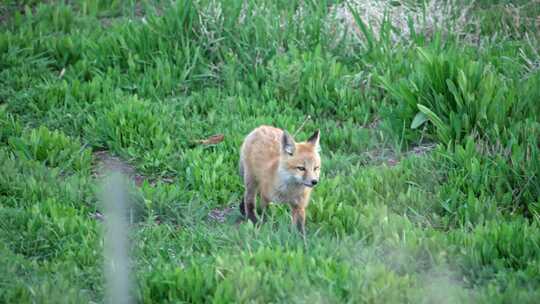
[1,0,539,303]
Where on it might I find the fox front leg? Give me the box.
[259,196,271,223]
[291,206,306,236]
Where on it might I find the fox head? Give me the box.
[280,129,321,188]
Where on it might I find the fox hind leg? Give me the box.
[240,173,258,224]
[239,197,245,216]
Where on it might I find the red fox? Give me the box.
[239,125,321,235]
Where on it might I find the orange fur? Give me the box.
[239,125,321,234]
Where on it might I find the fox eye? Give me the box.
[297,166,306,171]
[314,166,319,171]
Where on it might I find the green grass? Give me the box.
[1,0,539,303]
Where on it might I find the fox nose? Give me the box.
[311,179,318,186]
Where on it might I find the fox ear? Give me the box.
[307,129,320,148]
[282,131,295,156]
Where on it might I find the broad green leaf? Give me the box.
[411,111,428,129]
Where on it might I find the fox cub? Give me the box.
[239,125,321,234]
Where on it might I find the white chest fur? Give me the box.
[270,169,305,204]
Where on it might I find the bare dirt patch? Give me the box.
[91,150,175,187]
[92,150,146,186]
[360,142,437,167]
[208,206,236,223]
[327,0,479,45]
